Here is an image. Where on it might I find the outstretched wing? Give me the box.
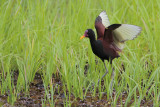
[113,24,141,50]
[103,24,141,51]
[95,11,110,39]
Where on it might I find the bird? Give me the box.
[80,11,141,84]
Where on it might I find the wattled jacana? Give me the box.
[80,11,141,84]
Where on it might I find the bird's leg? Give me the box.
[97,60,115,89]
[102,61,109,78]
[98,61,109,84]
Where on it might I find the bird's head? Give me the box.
[80,29,95,40]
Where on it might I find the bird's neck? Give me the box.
[89,34,96,44]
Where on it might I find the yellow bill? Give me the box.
[80,35,85,39]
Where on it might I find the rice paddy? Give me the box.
[0,0,159,106]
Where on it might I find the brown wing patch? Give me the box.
[103,24,122,51]
[95,16,105,39]
[103,24,121,42]
[103,29,113,43]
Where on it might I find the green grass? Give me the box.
[0,0,159,106]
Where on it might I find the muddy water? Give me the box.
[0,72,153,106]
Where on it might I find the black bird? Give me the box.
[80,11,141,82]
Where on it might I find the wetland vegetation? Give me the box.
[0,0,159,106]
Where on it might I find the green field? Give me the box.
[0,0,159,106]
